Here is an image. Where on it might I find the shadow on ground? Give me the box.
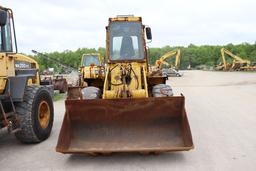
[66,152,186,165]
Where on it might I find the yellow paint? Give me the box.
[0,53,40,95]
[12,53,40,85]
[6,55,15,76]
[13,53,39,69]
[110,17,141,22]
[103,62,148,99]
[142,66,148,97]
[0,78,7,94]
[0,53,8,77]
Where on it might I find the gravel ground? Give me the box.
[1,70,256,171]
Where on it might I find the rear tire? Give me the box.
[15,86,54,143]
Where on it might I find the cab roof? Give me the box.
[109,15,142,22]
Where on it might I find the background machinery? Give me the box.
[155,49,181,70]
[150,49,182,77]
[56,15,193,154]
[0,6,54,143]
[216,48,254,71]
[32,50,73,93]
[79,53,104,87]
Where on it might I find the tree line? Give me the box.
[32,42,256,72]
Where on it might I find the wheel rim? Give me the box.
[38,101,50,129]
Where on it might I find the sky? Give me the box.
[1,0,256,54]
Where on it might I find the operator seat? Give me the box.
[120,36,135,59]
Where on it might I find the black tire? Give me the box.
[59,86,67,94]
[59,90,65,94]
[81,86,101,99]
[152,84,173,97]
[15,86,54,143]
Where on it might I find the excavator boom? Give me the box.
[218,48,251,71]
[155,49,181,70]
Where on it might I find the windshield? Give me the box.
[82,55,100,66]
[109,21,144,60]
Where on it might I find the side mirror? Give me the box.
[146,27,152,40]
[0,9,7,26]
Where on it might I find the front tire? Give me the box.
[15,86,54,143]
[152,84,173,97]
[81,86,101,99]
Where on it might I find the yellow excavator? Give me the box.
[154,49,182,77]
[155,49,181,70]
[217,48,251,71]
[56,15,193,154]
[0,6,54,143]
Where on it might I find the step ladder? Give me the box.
[0,95,20,133]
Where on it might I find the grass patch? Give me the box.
[53,92,66,101]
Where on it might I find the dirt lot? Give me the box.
[1,70,256,171]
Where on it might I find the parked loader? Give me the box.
[40,74,68,93]
[56,15,193,154]
[79,53,104,87]
[0,6,54,143]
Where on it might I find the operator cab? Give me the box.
[107,15,152,62]
[0,7,17,53]
[82,54,100,66]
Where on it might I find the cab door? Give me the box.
[0,9,15,77]
[0,9,16,93]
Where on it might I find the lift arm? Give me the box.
[221,48,251,70]
[155,49,181,69]
[32,50,77,72]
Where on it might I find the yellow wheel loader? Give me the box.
[56,15,193,154]
[79,53,104,87]
[0,6,54,143]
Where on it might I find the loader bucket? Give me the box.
[53,78,68,93]
[56,96,194,154]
